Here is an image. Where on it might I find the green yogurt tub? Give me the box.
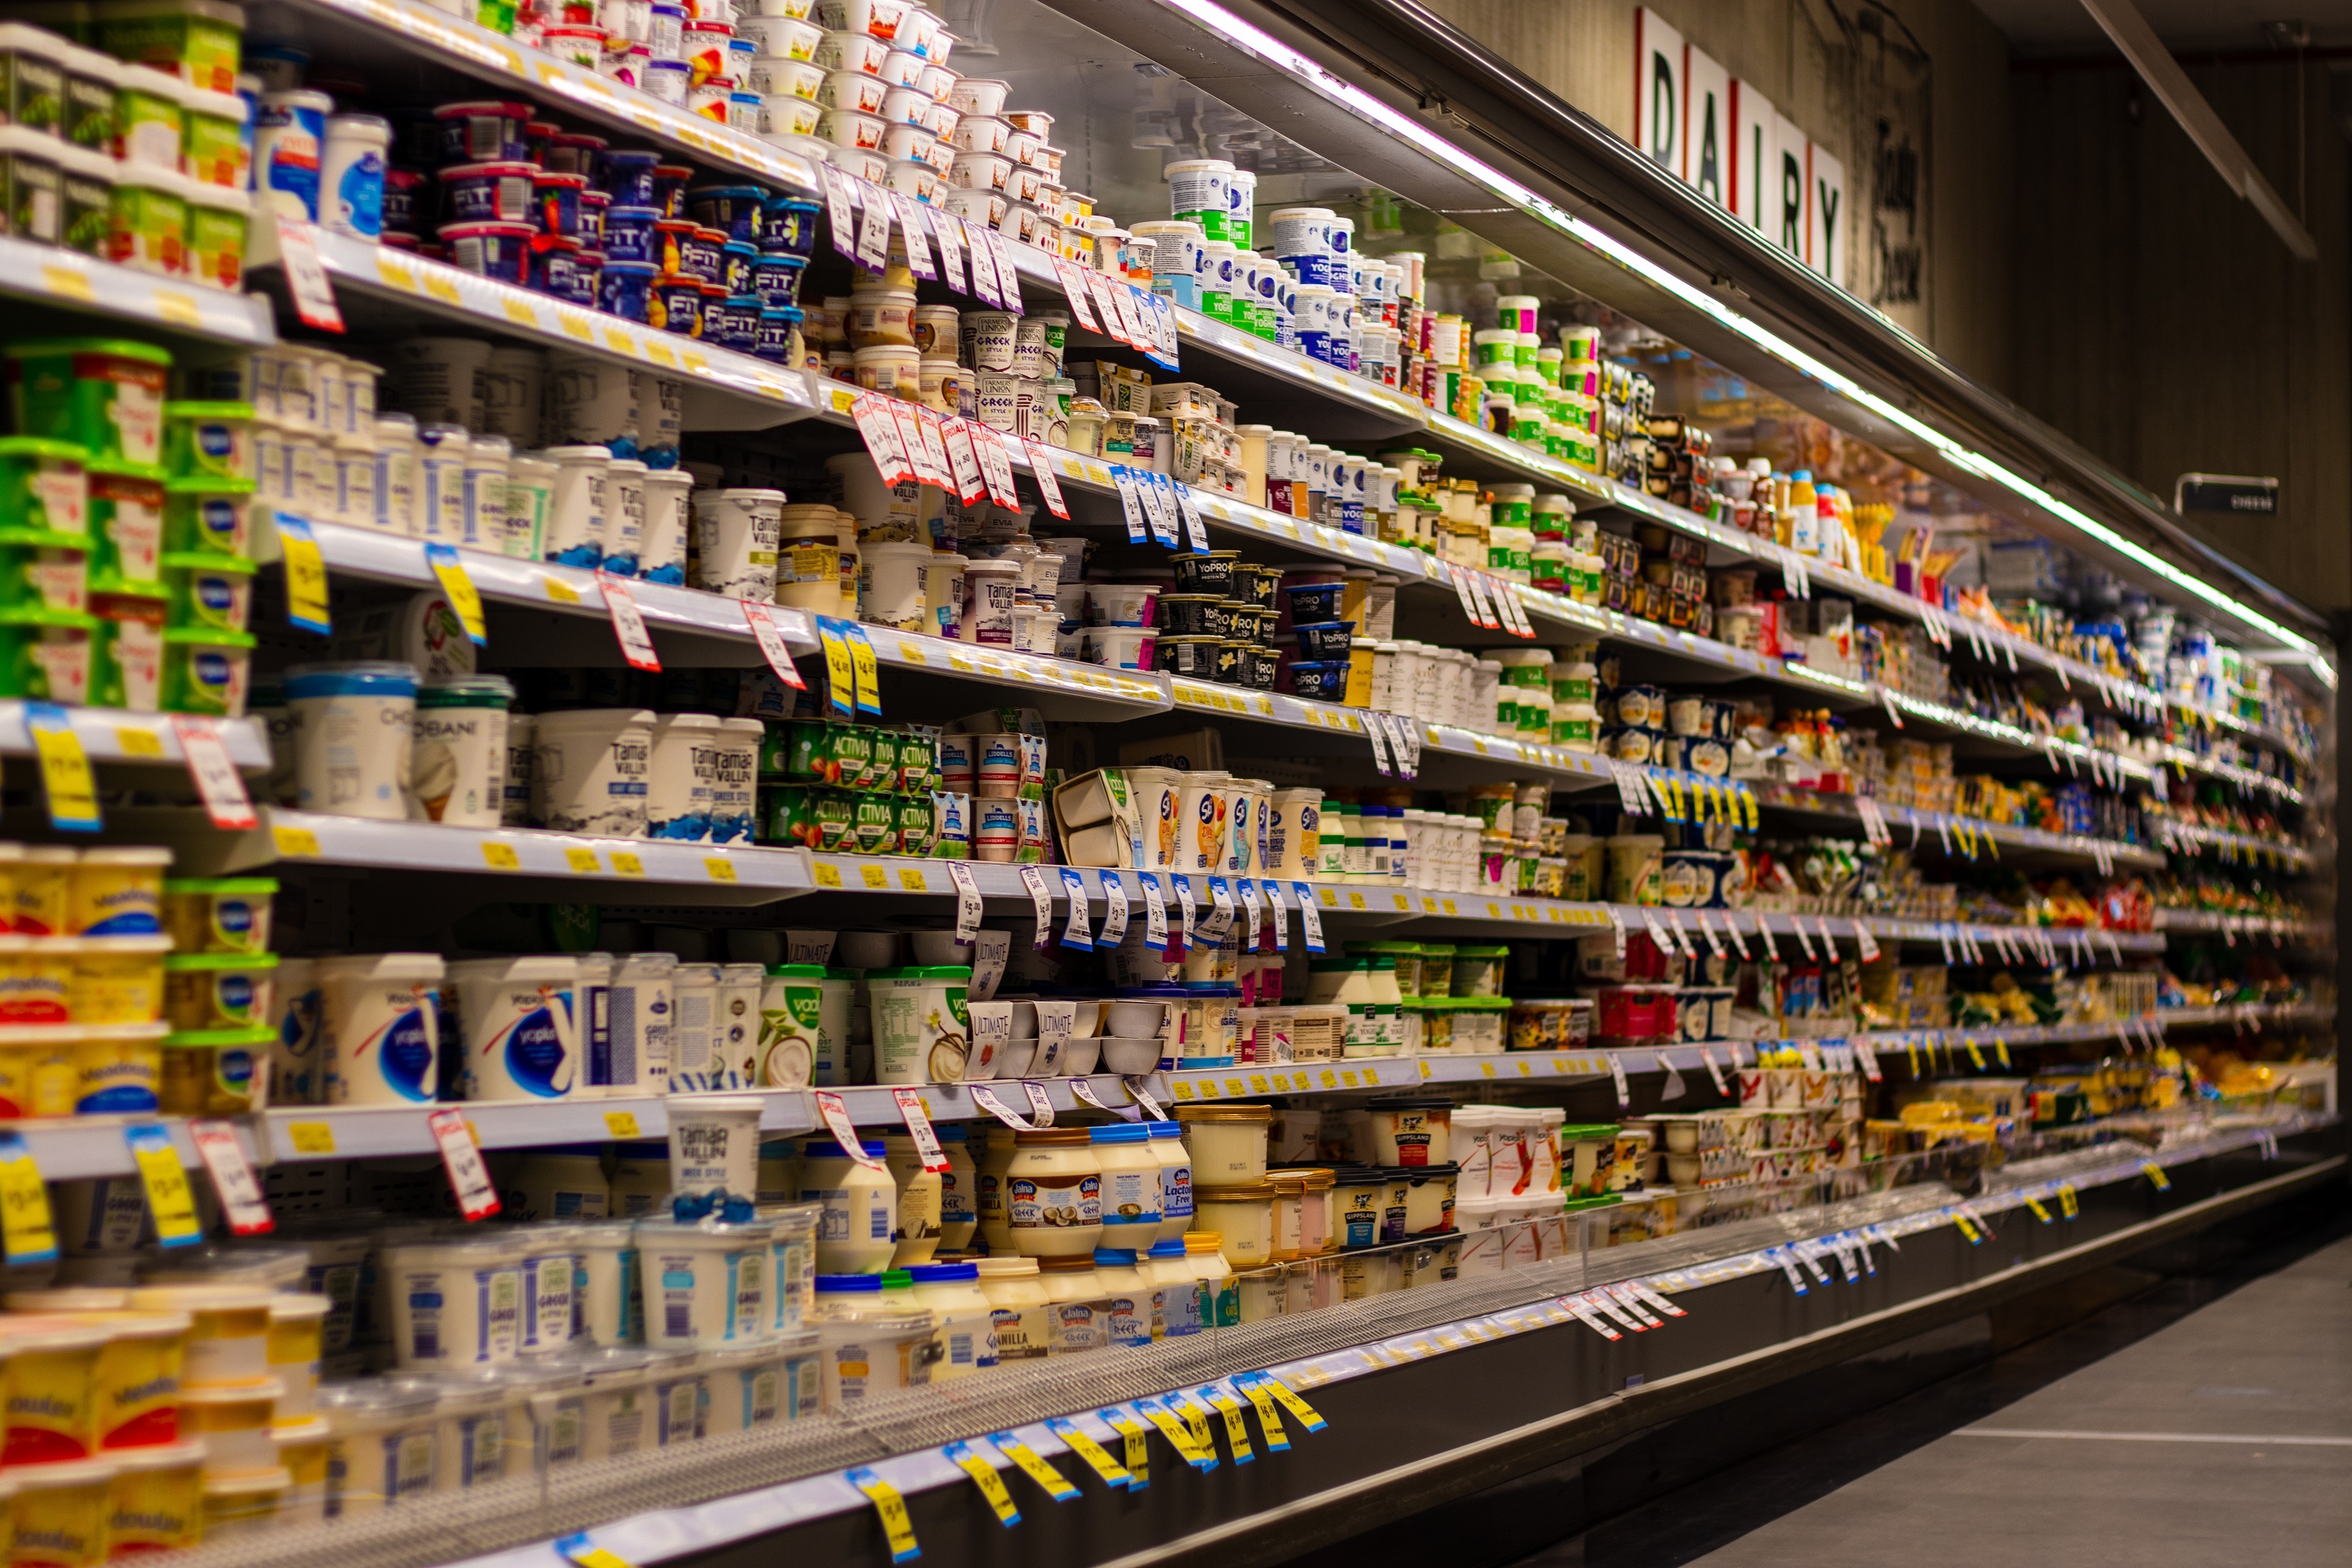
[179,83,247,189]
[7,338,174,467]
[107,162,189,274]
[88,458,167,590]
[163,400,254,482]
[0,126,64,245]
[90,589,167,710]
[60,42,115,152]
[115,62,185,167]
[0,604,97,702]
[96,0,249,96]
[160,547,252,632]
[163,473,252,556]
[0,438,88,536]
[160,623,252,715]
[56,142,114,256]
[0,526,91,614]
[0,24,69,136]
[183,180,245,289]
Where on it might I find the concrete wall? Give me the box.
[1418,0,2016,388]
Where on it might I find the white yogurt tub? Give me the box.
[516,1224,581,1357]
[573,1218,640,1346]
[316,951,443,1105]
[532,707,654,838]
[691,487,784,599]
[645,710,721,842]
[799,1138,898,1274]
[667,1093,764,1197]
[448,955,578,1101]
[316,1381,439,1514]
[602,951,675,1095]
[285,662,416,821]
[382,1233,528,1367]
[635,1217,772,1350]
[1174,1102,1270,1183]
[1080,626,1154,670]
[698,1335,810,1432]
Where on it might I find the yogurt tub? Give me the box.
[381,1235,526,1367]
[180,1377,284,1474]
[315,1379,438,1513]
[799,1138,898,1274]
[1174,1102,1270,1183]
[12,1457,118,1560]
[531,707,654,838]
[124,1282,273,1386]
[1005,1129,1102,1258]
[635,1217,771,1350]
[1365,1098,1450,1166]
[448,955,578,1102]
[667,1093,764,1197]
[104,1438,204,1552]
[315,951,442,1106]
[1191,1181,1276,1267]
[573,1219,640,1346]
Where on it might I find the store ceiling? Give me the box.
[1977,0,2352,54]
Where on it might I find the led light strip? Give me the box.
[1150,0,2329,670]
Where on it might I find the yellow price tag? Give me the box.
[28,707,99,831]
[898,867,927,891]
[1480,1062,1496,1077]
[114,726,165,757]
[1099,1409,1148,1489]
[1045,1419,1130,1489]
[41,263,94,301]
[1319,1070,1338,1089]
[1250,1373,1327,1432]
[273,825,323,858]
[2025,1196,2052,1223]
[127,1125,203,1246]
[1224,1077,1245,1098]
[1172,1080,1196,1100]
[705,858,737,882]
[1954,1213,1983,1244]
[1995,1040,2012,1068]
[564,848,601,874]
[0,1134,57,1264]
[604,1111,640,1138]
[1196,1080,1219,1098]
[608,852,645,877]
[286,1122,336,1155]
[1237,1379,1289,1450]
[1200,1388,1254,1462]
[2058,1183,2079,1218]
[1136,1400,1211,1466]
[992,1434,1080,1500]
[1250,1076,1269,1094]
[482,843,522,871]
[814,862,843,888]
[1966,1038,1987,1070]
[945,1443,1021,1526]
[845,1468,920,1564]
[543,575,582,604]
[860,864,888,889]
[815,619,856,714]
[2142,1161,2172,1192]
[847,626,882,714]
[1340,1070,1360,1087]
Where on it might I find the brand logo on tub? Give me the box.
[492,999,572,1098]
[355,996,437,1101]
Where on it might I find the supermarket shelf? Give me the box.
[400,1117,2340,1568]
[2154,910,2331,942]
[2154,819,2317,871]
[252,227,811,431]
[2157,1001,2336,1029]
[2149,745,2306,805]
[270,0,823,198]
[1750,782,2166,871]
[0,237,275,346]
[0,704,271,771]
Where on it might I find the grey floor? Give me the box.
[1683,1232,2352,1568]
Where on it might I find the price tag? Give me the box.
[273,214,345,332]
[1236,878,1261,951]
[426,1107,501,1220]
[2059,1183,2080,1218]
[1110,466,1149,544]
[1141,292,1180,366]
[1699,1045,1727,1093]
[1169,873,1195,956]
[945,1440,1021,1526]
[844,625,884,716]
[962,216,1004,305]
[26,703,98,832]
[1174,481,1209,551]
[850,394,916,483]
[943,861,984,942]
[553,1534,636,1568]
[1023,442,1069,519]
[813,615,857,718]
[1134,1396,1212,1470]
[742,601,808,690]
[1240,1370,1328,1433]
[1362,710,1392,775]
[1629,1281,1686,1319]
[1724,912,1752,960]
[189,1119,272,1235]
[986,232,1024,311]
[0,1133,55,1263]
[126,1123,204,1248]
[889,193,936,278]
[1139,474,1179,549]
[817,163,858,258]
[1085,270,1133,345]
[1854,1041,1883,1082]
[423,542,488,646]
[1058,866,1094,948]
[1020,1080,1055,1128]
[1664,909,1698,960]
[274,513,332,633]
[1691,908,1726,959]
[1465,572,1501,629]
[1045,1416,1132,1488]
[813,1090,885,1167]
[1606,1051,1631,1107]
[1446,562,1483,623]
[1813,915,1840,963]
[1290,881,1325,953]
[1141,873,1169,950]
[597,573,662,672]
[1019,864,1055,947]
[1052,260,1103,331]
[1261,880,1289,951]
[1098,1407,1150,1488]
[851,176,893,269]
[1197,1385,1255,1463]
[844,1468,920,1564]
[1565,1297,1621,1339]
[938,417,987,504]
[892,403,948,490]
[169,715,259,830]
[1605,906,1627,961]
[1098,871,1131,948]
[976,429,1020,509]
[930,207,966,292]
[2142,1160,2172,1192]
[993,1432,1080,1500]
[1788,916,1818,963]
[888,1088,952,1174]
[1200,875,1236,942]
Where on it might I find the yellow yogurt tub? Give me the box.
[198,1464,288,1540]
[68,950,168,1026]
[270,1414,331,1526]
[126,1285,274,1387]
[161,877,278,956]
[0,950,75,1027]
[265,1296,332,1421]
[9,1456,117,1566]
[71,1025,167,1116]
[178,1379,284,1474]
[104,1439,206,1552]
[160,1026,272,1116]
[15,846,78,939]
[68,848,172,939]
[3,1321,114,1464]
[85,1311,190,1449]
[0,1033,81,1117]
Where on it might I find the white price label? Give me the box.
[889,193,936,278]
[1291,881,1325,952]
[426,1108,501,1220]
[891,1088,951,1172]
[170,715,257,830]
[939,417,987,505]
[1200,875,1236,942]
[1699,1046,1727,1093]
[1111,466,1149,543]
[961,216,1004,305]
[742,601,808,690]
[851,177,893,270]
[1362,712,1392,774]
[1142,873,1169,950]
[1098,871,1131,948]
[976,428,1020,509]
[947,861,982,942]
[1854,1041,1883,1082]
[965,1083,1034,1130]
[1606,1051,1630,1108]
[930,206,967,292]
[189,1120,271,1235]
[598,574,662,671]
[1021,1080,1056,1128]
[1174,482,1209,551]
[814,1090,884,1165]
[1019,865,1054,948]
[1058,866,1094,949]
[1023,442,1069,518]
[1261,880,1289,951]
[1170,874,1196,954]
[985,232,1024,311]
[273,215,345,332]
[1236,877,1262,952]
[1051,260,1102,331]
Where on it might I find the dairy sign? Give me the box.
[1633,7,1848,292]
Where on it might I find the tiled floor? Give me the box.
[1674,1232,2352,1567]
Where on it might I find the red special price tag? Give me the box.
[891,1089,951,1173]
[850,394,915,483]
[1053,260,1103,332]
[813,1091,884,1167]
[189,1120,272,1235]
[170,715,258,830]
[977,430,1019,508]
[742,601,807,690]
[599,574,662,671]
[426,1108,501,1220]
[1024,443,1070,518]
[939,418,987,505]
